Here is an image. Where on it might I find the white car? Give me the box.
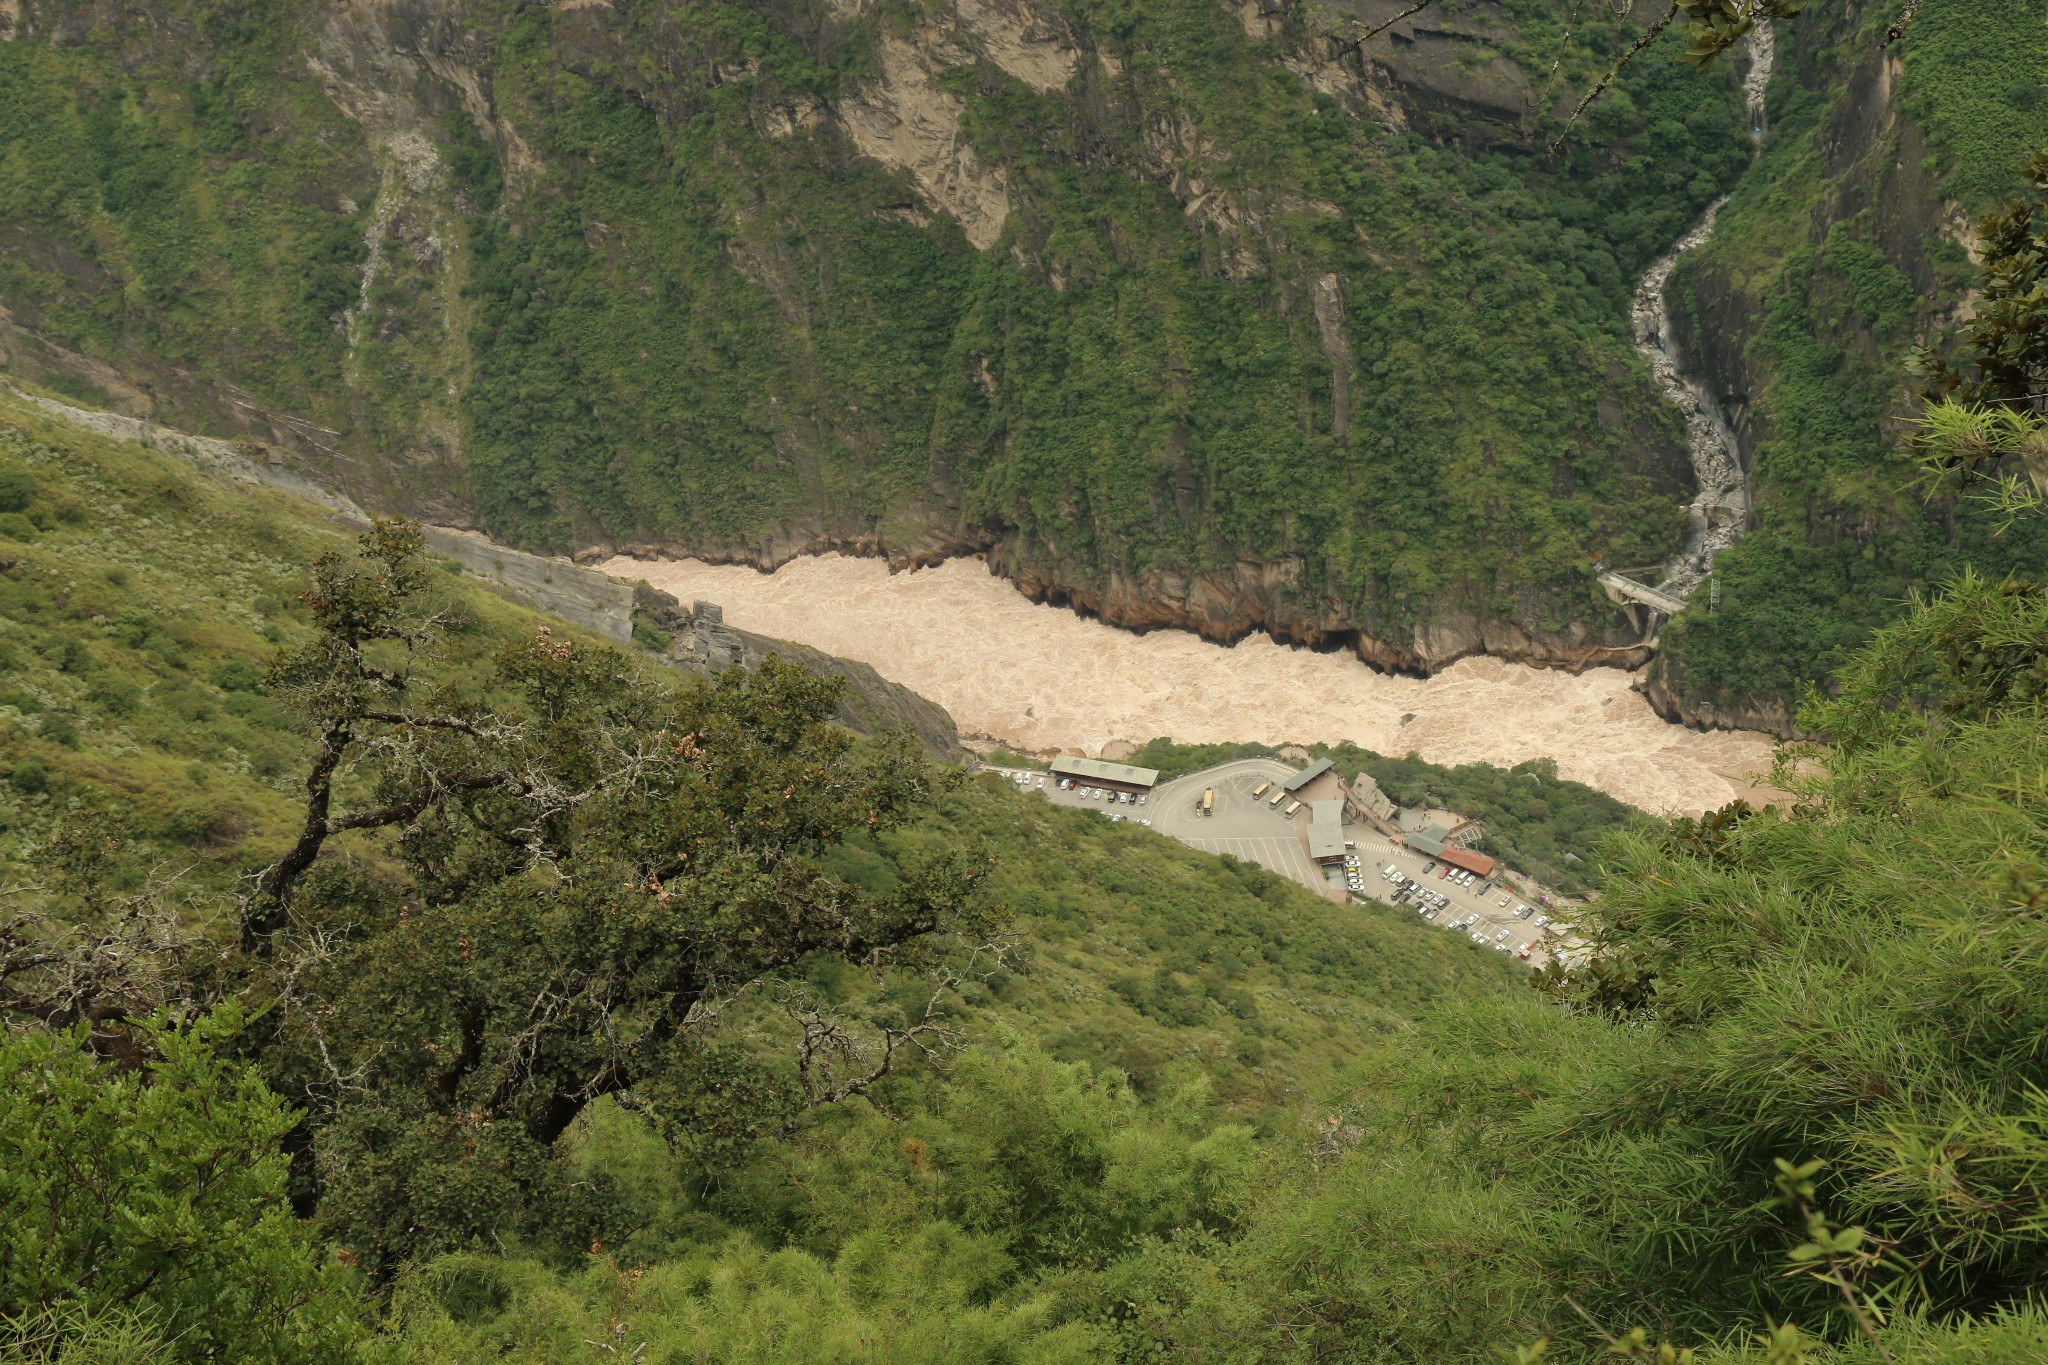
[1533,914,1551,929]
[1497,895,1512,908]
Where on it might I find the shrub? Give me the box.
[159,795,248,847]
[8,758,47,794]
[0,513,37,542]
[0,469,37,513]
[39,716,78,748]
[0,1008,372,1361]
[85,675,141,715]
[210,656,265,691]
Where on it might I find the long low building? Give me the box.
[1048,756,1162,795]
[1306,799,1347,864]
[1283,757,1334,792]
[1403,822,1498,878]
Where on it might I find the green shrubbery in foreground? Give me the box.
[15,558,2048,1363]
[1,396,2046,1362]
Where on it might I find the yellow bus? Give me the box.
[1201,787,1215,816]
[1250,781,1272,799]
[1282,799,1303,817]
[1268,789,1288,808]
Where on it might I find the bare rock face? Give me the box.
[834,0,1082,249]
[951,0,1080,92]
[840,35,1013,250]
[1640,657,1802,741]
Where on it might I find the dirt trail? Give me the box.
[608,553,1776,815]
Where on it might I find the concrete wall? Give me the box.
[420,527,635,643]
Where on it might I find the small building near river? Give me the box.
[1306,800,1348,864]
[1048,756,1161,795]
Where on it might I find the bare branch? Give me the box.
[1351,0,1439,44]
[1550,2,1679,152]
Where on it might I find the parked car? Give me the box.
[1497,895,1512,908]
[1493,928,1511,943]
[1515,905,1534,920]
[1533,914,1551,929]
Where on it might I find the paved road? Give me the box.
[1151,759,1336,895]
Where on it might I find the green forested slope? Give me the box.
[0,0,1754,664]
[1654,0,2048,725]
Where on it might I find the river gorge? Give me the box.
[608,552,1775,816]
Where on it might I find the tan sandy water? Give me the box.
[605,553,1775,816]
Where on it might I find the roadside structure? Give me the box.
[1402,822,1499,878]
[1048,755,1160,796]
[1306,799,1347,864]
[1438,846,1497,878]
[1283,758,1333,792]
[1347,772,1398,822]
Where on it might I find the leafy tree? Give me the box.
[243,521,998,1272]
[1913,149,2048,522]
[0,1005,370,1363]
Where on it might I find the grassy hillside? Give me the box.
[8,376,2048,1364]
[0,0,1756,658]
[0,388,1540,1358]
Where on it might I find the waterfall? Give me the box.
[1628,21,1773,602]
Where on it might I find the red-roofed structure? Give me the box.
[1438,846,1497,878]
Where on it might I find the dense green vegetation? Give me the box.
[1656,0,2048,714]
[0,0,1760,654]
[9,400,2048,1363]
[0,398,1519,1358]
[1124,736,1646,891]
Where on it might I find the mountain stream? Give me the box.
[1631,21,1774,599]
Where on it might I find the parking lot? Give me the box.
[985,758,1562,965]
[1349,839,1558,965]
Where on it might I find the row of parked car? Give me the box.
[1059,779,1147,807]
[1382,864,1450,911]
[1379,862,1546,959]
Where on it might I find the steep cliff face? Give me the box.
[1647,0,2048,736]
[0,0,1758,677]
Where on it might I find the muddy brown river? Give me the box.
[604,553,1775,815]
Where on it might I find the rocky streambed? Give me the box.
[1632,21,1774,601]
